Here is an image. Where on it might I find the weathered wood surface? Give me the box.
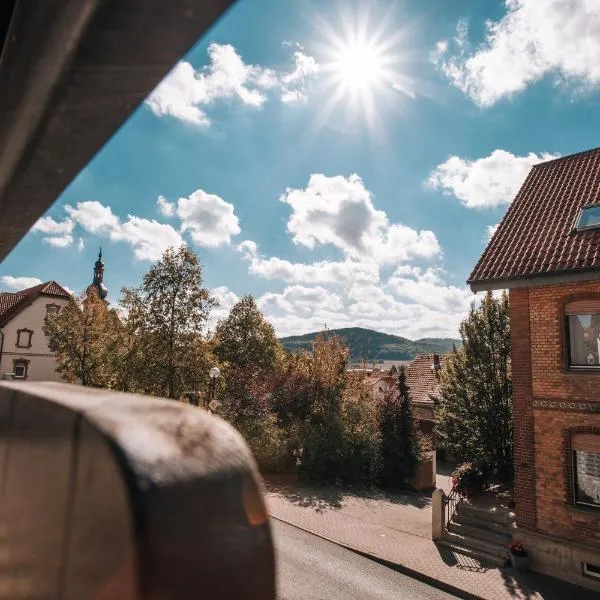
[0,381,275,599]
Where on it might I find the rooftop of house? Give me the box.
[406,353,446,405]
[468,146,600,291]
[0,281,72,327]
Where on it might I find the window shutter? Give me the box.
[565,300,600,316]
[572,434,600,453]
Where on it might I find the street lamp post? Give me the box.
[208,367,221,412]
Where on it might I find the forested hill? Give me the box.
[279,327,460,361]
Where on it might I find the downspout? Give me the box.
[0,329,4,375]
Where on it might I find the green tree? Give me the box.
[121,246,215,399]
[378,366,420,489]
[214,295,283,375]
[298,334,348,482]
[436,291,512,483]
[43,289,117,386]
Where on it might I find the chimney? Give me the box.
[432,354,441,372]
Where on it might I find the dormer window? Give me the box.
[575,204,600,231]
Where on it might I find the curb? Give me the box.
[270,515,484,600]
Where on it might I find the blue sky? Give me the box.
[2,0,600,338]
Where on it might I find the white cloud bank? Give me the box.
[281,174,440,263]
[146,42,319,125]
[427,149,558,208]
[434,0,600,106]
[0,276,43,291]
[65,201,183,261]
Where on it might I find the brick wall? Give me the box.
[529,280,600,399]
[512,280,600,548]
[510,287,537,529]
[534,412,600,547]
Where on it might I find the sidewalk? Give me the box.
[265,478,596,600]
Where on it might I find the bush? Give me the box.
[451,462,486,496]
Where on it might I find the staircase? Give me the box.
[438,501,515,567]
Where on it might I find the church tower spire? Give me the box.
[88,246,108,300]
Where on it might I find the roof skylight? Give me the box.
[576,204,600,231]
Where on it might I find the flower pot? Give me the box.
[509,551,530,571]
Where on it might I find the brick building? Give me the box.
[468,147,600,590]
[405,353,445,444]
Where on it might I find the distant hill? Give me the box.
[280,327,460,361]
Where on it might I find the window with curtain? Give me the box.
[565,300,600,368]
[573,434,600,508]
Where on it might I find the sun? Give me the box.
[332,40,386,93]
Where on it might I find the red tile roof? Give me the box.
[405,354,446,404]
[469,147,600,288]
[0,281,71,326]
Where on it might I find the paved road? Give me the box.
[273,519,459,600]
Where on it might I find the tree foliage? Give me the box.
[44,289,119,386]
[378,366,420,489]
[297,334,348,482]
[436,291,512,483]
[119,246,215,399]
[214,295,283,376]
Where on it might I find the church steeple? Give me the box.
[88,246,108,300]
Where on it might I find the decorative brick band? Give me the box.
[2,351,57,358]
[533,399,600,412]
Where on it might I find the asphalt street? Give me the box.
[273,519,459,600]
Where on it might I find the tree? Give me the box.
[389,364,398,375]
[436,291,512,483]
[44,289,117,386]
[122,246,215,399]
[214,295,283,375]
[378,366,420,489]
[297,334,348,482]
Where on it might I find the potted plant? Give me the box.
[508,541,530,571]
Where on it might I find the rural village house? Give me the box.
[0,250,107,381]
[0,281,71,380]
[468,147,600,590]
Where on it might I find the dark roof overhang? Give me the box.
[0,0,235,262]
[468,267,600,293]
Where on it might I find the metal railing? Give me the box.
[445,485,464,528]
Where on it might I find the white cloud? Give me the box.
[427,149,559,209]
[77,238,85,252]
[258,285,343,314]
[43,235,74,248]
[208,285,240,330]
[145,42,320,123]
[281,51,319,103]
[236,241,474,339]
[434,0,600,106]
[145,43,274,125]
[157,195,175,217]
[65,201,120,234]
[176,189,240,247]
[281,174,440,263]
[0,276,43,291]
[31,216,75,248]
[486,224,499,242]
[32,216,73,235]
[111,216,184,261]
[65,201,183,261]
[238,240,380,287]
[387,265,474,313]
